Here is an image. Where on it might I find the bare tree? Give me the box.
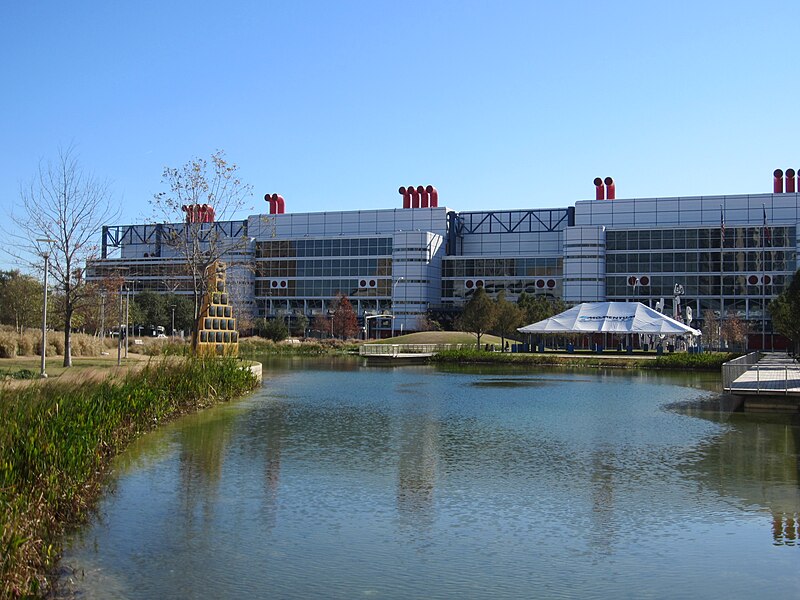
[6,146,116,366]
[150,151,253,352]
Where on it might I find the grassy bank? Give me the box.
[0,358,259,598]
[238,337,358,356]
[432,348,739,371]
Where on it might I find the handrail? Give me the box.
[721,352,761,391]
[359,343,469,356]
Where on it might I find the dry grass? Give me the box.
[0,326,105,359]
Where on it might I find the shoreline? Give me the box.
[0,357,261,598]
[429,349,738,371]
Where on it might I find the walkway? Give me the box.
[723,352,800,396]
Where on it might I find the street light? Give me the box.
[115,268,128,366]
[365,314,393,341]
[36,238,56,378]
[391,277,405,339]
[124,285,131,358]
[170,304,176,339]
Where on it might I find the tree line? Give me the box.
[0,270,196,337]
[458,288,566,349]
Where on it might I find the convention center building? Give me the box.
[88,171,800,348]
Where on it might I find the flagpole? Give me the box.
[762,203,767,351]
[720,204,725,351]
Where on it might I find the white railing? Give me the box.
[721,352,761,390]
[359,343,469,356]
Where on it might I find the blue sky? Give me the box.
[2,0,798,234]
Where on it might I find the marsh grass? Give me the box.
[0,357,258,598]
[0,326,104,359]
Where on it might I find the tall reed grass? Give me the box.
[0,357,258,598]
[0,326,104,358]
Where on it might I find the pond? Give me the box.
[58,358,800,599]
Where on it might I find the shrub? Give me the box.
[16,331,35,356]
[0,331,17,358]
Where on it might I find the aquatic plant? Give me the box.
[0,357,258,597]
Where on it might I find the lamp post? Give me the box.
[124,286,130,358]
[99,291,106,341]
[391,277,405,338]
[117,281,123,366]
[170,304,176,339]
[36,238,56,378]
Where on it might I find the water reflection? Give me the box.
[396,406,440,532]
[672,404,800,547]
[59,360,800,599]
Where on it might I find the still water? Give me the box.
[59,359,799,599]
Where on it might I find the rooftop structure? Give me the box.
[88,172,800,348]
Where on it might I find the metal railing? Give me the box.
[359,343,469,356]
[721,352,761,391]
[722,352,800,395]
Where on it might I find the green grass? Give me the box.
[369,331,508,346]
[0,354,148,381]
[432,348,738,371]
[0,357,259,598]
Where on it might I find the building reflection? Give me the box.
[176,409,237,527]
[681,409,800,546]
[396,413,439,531]
[772,512,798,546]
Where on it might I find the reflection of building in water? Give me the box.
[589,449,616,556]
[259,403,290,531]
[264,405,289,494]
[772,512,799,546]
[177,410,237,525]
[397,414,440,527]
[691,417,800,546]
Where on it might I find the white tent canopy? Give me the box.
[517,302,701,336]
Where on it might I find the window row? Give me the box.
[256,279,393,297]
[442,257,562,278]
[606,250,796,274]
[256,237,392,258]
[442,278,561,298]
[256,258,392,278]
[605,274,790,298]
[605,226,795,251]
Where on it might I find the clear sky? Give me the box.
[2,0,798,235]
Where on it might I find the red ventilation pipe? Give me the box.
[594,177,605,200]
[774,169,784,193]
[426,185,439,207]
[207,205,216,222]
[399,186,411,208]
[273,194,285,214]
[786,168,797,193]
[408,185,420,208]
[264,193,276,214]
[604,177,615,200]
[417,185,429,208]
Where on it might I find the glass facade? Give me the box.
[442,257,561,278]
[255,237,393,299]
[604,226,797,319]
[257,237,392,258]
[442,257,563,300]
